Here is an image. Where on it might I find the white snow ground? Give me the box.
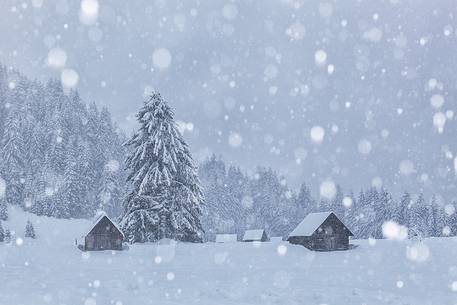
[1,207,457,305]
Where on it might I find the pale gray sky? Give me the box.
[1,0,457,200]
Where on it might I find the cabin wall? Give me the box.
[288,236,312,248]
[85,232,123,251]
[289,234,349,251]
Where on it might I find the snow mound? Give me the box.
[0,208,456,304]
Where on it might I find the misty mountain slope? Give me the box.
[0,0,456,200]
[0,66,127,218]
[0,207,456,305]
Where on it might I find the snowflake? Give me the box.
[310,126,325,144]
[61,69,79,88]
[152,48,172,69]
[80,0,99,25]
[320,180,336,200]
[47,48,67,69]
[382,221,408,240]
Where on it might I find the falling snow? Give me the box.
[1,0,457,304]
[152,48,172,70]
[61,68,79,88]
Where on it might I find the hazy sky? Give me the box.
[1,0,457,200]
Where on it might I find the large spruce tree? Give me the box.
[120,92,204,243]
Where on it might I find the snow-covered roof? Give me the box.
[270,236,284,242]
[288,212,334,237]
[242,229,266,241]
[84,212,124,238]
[215,234,237,243]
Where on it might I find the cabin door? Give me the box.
[98,234,111,250]
[326,236,336,250]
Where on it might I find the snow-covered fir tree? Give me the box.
[397,191,412,227]
[409,193,428,238]
[0,221,4,242]
[354,188,379,238]
[120,92,204,243]
[248,167,292,236]
[374,188,394,238]
[0,199,7,220]
[96,162,125,217]
[4,228,10,243]
[224,165,249,236]
[430,195,445,237]
[199,155,227,240]
[446,201,457,236]
[25,220,36,238]
[1,96,25,207]
[199,155,250,240]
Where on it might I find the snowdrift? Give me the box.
[0,207,456,305]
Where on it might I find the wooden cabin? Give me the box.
[287,212,353,251]
[80,212,124,251]
[242,229,269,242]
[215,234,238,243]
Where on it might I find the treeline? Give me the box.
[199,155,457,240]
[1,63,456,243]
[0,65,126,219]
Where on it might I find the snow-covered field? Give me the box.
[1,207,456,305]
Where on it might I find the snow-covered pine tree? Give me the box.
[375,188,394,238]
[295,182,314,214]
[0,221,4,242]
[57,138,91,218]
[356,188,379,238]
[198,155,246,241]
[96,160,124,217]
[430,195,445,237]
[225,165,249,237]
[426,195,438,237]
[343,190,357,225]
[330,184,345,219]
[0,65,8,142]
[248,167,291,236]
[0,199,7,220]
[398,191,412,228]
[1,97,25,206]
[292,182,315,228]
[25,220,36,238]
[120,92,204,243]
[409,193,428,238]
[346,190,365,238]
[444,201,457,236]
[4,228,10,242]
[199,155,226,241]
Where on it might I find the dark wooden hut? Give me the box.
[287,212,353,251]
[81,213,124,251]
[242,229,269,242]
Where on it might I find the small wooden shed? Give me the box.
[215,234,238,243]
[81,212,124,251]
[288,212,353,251]
[242,229,269,242]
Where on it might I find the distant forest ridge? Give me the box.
[199,155,457,240]
[0,65,456,241]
